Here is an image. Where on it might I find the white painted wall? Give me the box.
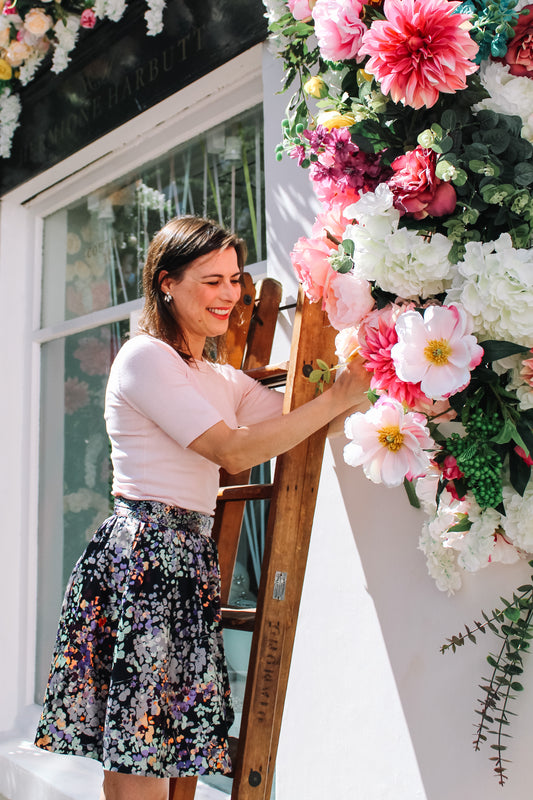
[262,45,533,800]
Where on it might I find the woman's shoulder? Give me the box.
[112,334,188,375]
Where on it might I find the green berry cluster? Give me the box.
[446,407,504,509]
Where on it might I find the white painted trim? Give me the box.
[6,44,263,214]
[34,298,144,343]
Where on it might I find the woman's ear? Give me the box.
[158,270,171,295]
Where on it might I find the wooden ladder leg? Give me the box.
[230,293,337,800]
[168,776,198,800]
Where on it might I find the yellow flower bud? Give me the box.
[0,58,12,81]
[316,110,356,130]
[304,76,327,99]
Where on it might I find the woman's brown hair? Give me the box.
[138,215,247,362]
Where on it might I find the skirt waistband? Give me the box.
[114,497,214,537]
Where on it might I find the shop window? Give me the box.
[35,105,266,701]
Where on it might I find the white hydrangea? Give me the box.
[444,502,502,573]
[144,0,165,35]
[343,185,454,299]
[502,482,533,552]
[446,233,533,346]
[419,521,462,594]
[474,61,533,143]
[52,15,80,73]
[0,89,21,159]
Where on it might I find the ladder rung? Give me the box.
[244,362,288,387]
[217,484,273,502]
[222,606,257,631]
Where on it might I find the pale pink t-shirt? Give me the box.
[104,334,283,515]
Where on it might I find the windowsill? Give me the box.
[0,706,230,800]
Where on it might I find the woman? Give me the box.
[35,216,368,800]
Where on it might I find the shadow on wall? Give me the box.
[330,434,533,800]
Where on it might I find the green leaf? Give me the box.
[511,682,524,691]
[403,477,420,508]
[308,370,323,383]
[480,340,531,362]
[316,358,330,371]
[514,162,533,187]
[440,110,456,130]
[504,606,521,622]
[448,517,473,533]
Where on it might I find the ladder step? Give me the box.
[222,606,257,631]
[217,484,273,502]
[244,362,288,387]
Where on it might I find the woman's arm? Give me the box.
[188,357,370,474]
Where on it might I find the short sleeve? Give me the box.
[233,370,284,427]
[108,336,224,448]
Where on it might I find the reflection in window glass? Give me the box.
[35,320,129,699]
[41,106,265,327]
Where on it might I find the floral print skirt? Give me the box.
[34,497,234,777]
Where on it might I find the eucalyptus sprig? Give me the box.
[442,563,533,784]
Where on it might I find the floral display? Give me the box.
[265,0,533,779]
[0,0,167,158]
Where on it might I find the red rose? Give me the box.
[80,8,97,28]
[504,4,533,78]
[387,146,457,220]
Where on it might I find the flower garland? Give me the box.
[264,0,533,780]
[0,0,166,158]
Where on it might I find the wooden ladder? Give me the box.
[170,274,337,800]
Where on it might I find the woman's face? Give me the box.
[161,247,242,358]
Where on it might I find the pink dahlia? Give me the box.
[312,0,366,62]
[344,395,434,486]
[391,303,484,400]
[388,146,457,219]
[358,304,430,408]
[359,0,479,109]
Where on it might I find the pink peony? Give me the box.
[503,4,533,79]
[80,8,97,28]
[312,0,366,62]
[359,0,479,109]
[324,271,375,330]
[344,395,434,486]
[391,303,484,400]
[335,326,360,364]
[388,146,457,219]
[291,236,335,304]
[288,0,316,21]
[311,200,348,248]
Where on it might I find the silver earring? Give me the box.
[164,292,172,304]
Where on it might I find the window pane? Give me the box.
[41,105,265,328]
[35,320,129,700]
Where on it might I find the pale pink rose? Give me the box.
[23,7,52,36]
[311,200,348,248]
[64,377,90,415]
[388,146,457,219]
[344,395,434,486]
[312,0,366,61]
[391,303,484,400]
[288,0,315,20]
[291,235,335,304]
[359,0,479,109]
[335,326,360,364]
[80,8,97,28]
[324,271,375,330]
[5,39,31,66]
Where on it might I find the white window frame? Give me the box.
[0,44,263,800]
